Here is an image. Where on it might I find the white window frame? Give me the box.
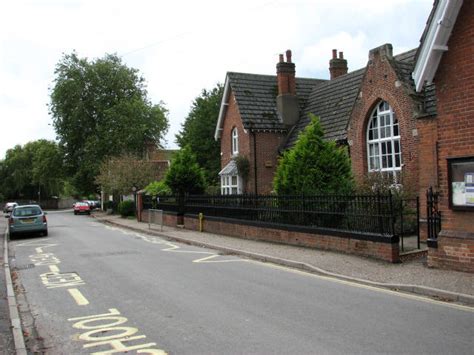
[220,175,241,195]
[366,101,402,177]
[231,127,239,155]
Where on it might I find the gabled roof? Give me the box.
[285,68,365,147]
[214,72,325,139]
[412,0,463,92]
[285,49,420,149]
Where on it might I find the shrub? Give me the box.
[274,114,354,195]
[118,200,135,217]
[165,146,206,195]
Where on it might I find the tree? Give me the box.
[95,154,158,195]
[49,52,169,195]
[144,180,171,196]
[176,84,223,186]
[165,146,206,195]
[274,114,354,195]
[0,140,64,200]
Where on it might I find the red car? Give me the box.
[74,202,91,215]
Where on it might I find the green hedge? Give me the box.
[118,200,135,217]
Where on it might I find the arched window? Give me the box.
[231,127,239,155]
[367,101,402,174]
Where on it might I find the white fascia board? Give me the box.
[413,0,463,92]
[214,77,231,141]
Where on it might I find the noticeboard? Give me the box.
[448,156,474,210]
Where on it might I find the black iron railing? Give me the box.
[426,187,441,246]
[144,193,398,236]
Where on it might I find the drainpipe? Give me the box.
[252,130,258,194]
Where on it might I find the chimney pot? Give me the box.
[286,49,292,63]
[329,49,348,80]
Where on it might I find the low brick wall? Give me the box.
[140,210,179,227]
[184,214,399,263]
[428,230,474,273]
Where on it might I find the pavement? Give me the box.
[0,217,15,354]
[93,212,474,305]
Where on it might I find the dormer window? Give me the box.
[231,127,239,155]
[367,101,402,176]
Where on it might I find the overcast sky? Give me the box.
[0,0,434,159]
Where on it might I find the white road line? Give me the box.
[68,288,89,306]
[193,254,249,263]
[49,265,60,273]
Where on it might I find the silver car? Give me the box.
[3,202,18,214]
[8,204,48,237]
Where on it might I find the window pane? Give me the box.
[382,156,387,168]
[232,187,237,194]
[393,123,399,136]
[373,128,378,140]
[381,142,386,155]
[231,176,237,185]
[387,155,393,168]
[395,154,401,167]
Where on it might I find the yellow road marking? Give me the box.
[254,261,474,312]
[68,288,89,306]
[49,265,60,272]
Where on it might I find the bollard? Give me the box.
[199,212,204,232]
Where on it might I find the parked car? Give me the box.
[3,202,18,214]
[84,200,100,210]
[74,202,91,215]
[8,204,48,237]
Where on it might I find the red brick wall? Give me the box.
[220,90,286,194]
[428,232,474,273]
[432,0,474,234]
[140,209,178,227]
[251,132,286,194]
[417,118,438,241]
[220,91,251,191]
[221,91,251,167]
[184,215,399,262]
[347,45,419,192]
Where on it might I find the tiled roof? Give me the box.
[285,68,365,147]
[285,48,434,149]
[219,159,238,176]
[390,49,437,117]
[227,72,325,131]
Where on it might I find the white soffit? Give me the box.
[413,0,463,92]
[214,77,231,141]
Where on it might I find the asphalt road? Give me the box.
[8,211,474,354]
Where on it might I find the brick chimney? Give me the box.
[277,50,299,128]
[329,49,348,79]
